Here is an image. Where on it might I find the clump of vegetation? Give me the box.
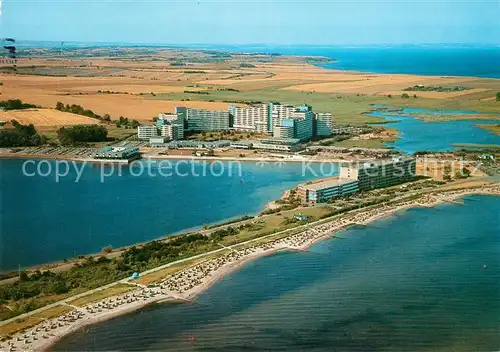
[496,92,500,101]
[0,233,220,320]
[115,116,140,129]
[57,125,108,145]
[0,120,44,147]
[404,85,471,92]
[239,63,256,68]
[0,99,38,110]
[183,90,210,95]
[55,102,102,120]
[217,88,240,92]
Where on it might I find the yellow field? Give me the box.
[0,109,100,126]
[1,48,499,127]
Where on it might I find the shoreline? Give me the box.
[0,152,351,164]
[2,185,499,352]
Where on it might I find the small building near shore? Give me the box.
[91,146,141,162]
[252,138,303,152]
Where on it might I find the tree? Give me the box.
[496,92,500,101]
[19,271,29,282]
[57,125,108,146]
[55,102,64,111]
[443,165,452,181]
[0,120,44,147]
[401,93,410,98]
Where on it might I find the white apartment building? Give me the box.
[273,125,294,139]
[137,125,158,140]
[232,103,271,133]
[157,113,178,122]
[315,112,333,137]
[160,122,184,140]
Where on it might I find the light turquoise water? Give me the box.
[370,106,500,154]
[0,159,329,271]
[53,195,500,351]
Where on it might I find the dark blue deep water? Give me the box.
[53,195,500,351]
[0,159,328,270]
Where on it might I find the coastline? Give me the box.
[0,152,350,164]
[2,184,499,352]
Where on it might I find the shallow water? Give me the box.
[53,195,500,352]
[370,107,500,154]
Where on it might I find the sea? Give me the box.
[197,44,500,78]
[53,195,500,351]
[16,42,500,78]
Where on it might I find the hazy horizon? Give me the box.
[1,0,498,45]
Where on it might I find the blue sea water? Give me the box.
[53,195,500,351]
[186,44,500,78]
[0,159,329,271]
[17,42,500,78]
[369,107,500,154]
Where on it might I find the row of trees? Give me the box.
[57,125,108,146]
[0,120,44,147]
[0,99,38,110]
[55,102,109,122]
[115,116,140,129]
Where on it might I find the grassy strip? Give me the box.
[475,124,500,136]
[452,143,500,150]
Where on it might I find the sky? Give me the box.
[1,0,499,45]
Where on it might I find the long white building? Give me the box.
[176,107,230,132]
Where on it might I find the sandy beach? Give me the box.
[1,184,499,352]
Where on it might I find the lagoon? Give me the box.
[0,159,328,271]
[371,107,500,154]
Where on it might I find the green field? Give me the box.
[476,124,500,135]
[149,88,500,125]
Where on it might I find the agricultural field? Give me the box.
[1,46,499,128]
[0,108,99,126]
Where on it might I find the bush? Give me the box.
[0,120,44,147]
[0,99,37,110]
[57,125,108,145]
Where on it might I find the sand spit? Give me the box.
[1,185,499,352]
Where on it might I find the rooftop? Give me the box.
[258,138,301,145]
[341,157,415,169]
[299,177,357,191]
